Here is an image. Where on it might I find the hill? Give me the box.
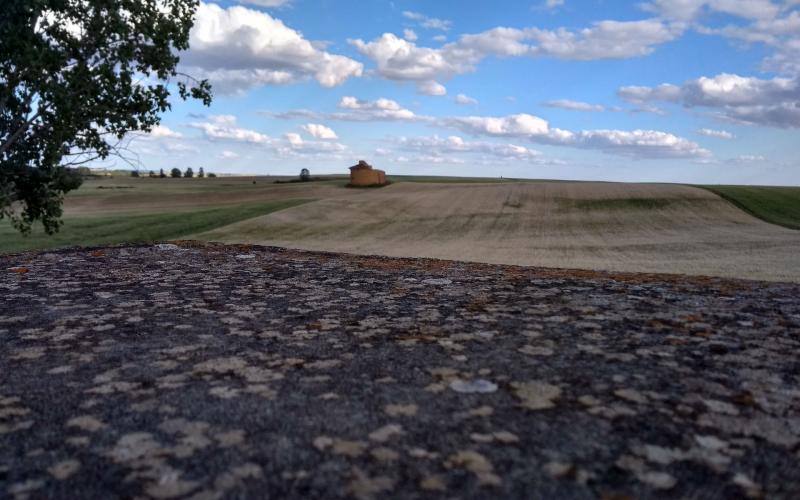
[3,176,799,282]
[196,181,800,282]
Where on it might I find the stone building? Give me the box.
[349,160,386,186]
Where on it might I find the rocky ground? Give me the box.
[1,242,799,499]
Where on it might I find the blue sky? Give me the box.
[124,0,800,184]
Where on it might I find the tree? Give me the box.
[159,168,166,179]
[131,170,140,178]
[170,168,181,178]
[184,167,194,178]
[300,168,310,181]
[207,173,217,178]
[197,167,204,178]
[148,170,155,178]
[1,0,212,234]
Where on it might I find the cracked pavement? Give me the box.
[1,242,799,499]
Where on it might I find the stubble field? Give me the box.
[3,175,799,282]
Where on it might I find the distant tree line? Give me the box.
[133,167,215,178]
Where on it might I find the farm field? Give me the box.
[3,175,800,281]
[698,185,800,230]
[196,180,800,282]
[0,176,346,253]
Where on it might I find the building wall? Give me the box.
[350,168,386,186]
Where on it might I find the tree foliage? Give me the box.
[170,167,181,178]
[1,0,212,234]
[184,167,193,178]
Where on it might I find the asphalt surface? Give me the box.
[1,242,799,499]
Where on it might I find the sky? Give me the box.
[122,0,800,184]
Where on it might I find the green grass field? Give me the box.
[698,185,800,230]
[0,199,313,254]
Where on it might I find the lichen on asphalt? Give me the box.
[1,242,799,499]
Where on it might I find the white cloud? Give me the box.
[641,0,781,21]
[219,150,241,159]
[545,0,565,8]
[525,19,683,60]
[162,143,199,154]
[349,34,466,84]
[395,154,466,165]
[148,125,183,139]
[285,132,304,146]
[575,129,712,159]
[397,135,544,161]
[618,73,800,127]
[433,35,447,42]
[444,113,710,159]
[617,84,681,104]
[238,0,291,7]
[732,154,767,163]
[350,20,681,89]
[543,99,607,112]
[189,115,272,144]
[455,93,478,105]
[301,123,338,139]
[402,11,452,31]
[698,128,735,139]
[334,96,424,121]
[446,113,570,142]
[181,2,362,94]
[277,133,348,158]
[268,96,428,123]
[403,29,418,42]
[418,80,447,96]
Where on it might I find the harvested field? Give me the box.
[1,243,799,499]
[197,182,800,282]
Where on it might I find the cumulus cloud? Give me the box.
[218,150,241,159]
[446,113,572,142]
[238,0,291,7]
[418,80,447,96]
[277,133,348,158]
[188,115,272,144]
[618,73,800,128]
[543,99,610,112]
[180,2,362,94]
[576,129,711,159]
[616,84,681,104]
[350,19,681,89]
[641,0,781,21]
[396,135,544,161]
[642,2,799,77]
[301,123,338,139]
[334,96,424,121]
[268,97,428,123]
[455,93,478,105]
[444,113,710,159]
[403,29,418,42]
[148,125,184,139]
[402,11,452,31]
[698,128,735,139]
